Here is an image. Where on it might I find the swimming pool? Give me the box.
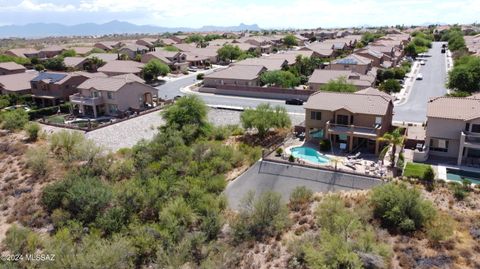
[290,146,330,164]
[446,168,480,184]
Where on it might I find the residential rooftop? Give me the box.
[427,96,480,121]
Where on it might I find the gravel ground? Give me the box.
[40,108,306,152]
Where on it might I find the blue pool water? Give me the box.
[290,146,330,164]
[446,168,480,184]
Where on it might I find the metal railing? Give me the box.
[326,121,380,136]
[69,93,104,105]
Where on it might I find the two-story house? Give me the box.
[30,72,91,107]
[328,54,373,75]
[118,43,150,60]
[141,50,189,73]
[69,74,157,118]
[303,88,394,155]
[425,96,480,165]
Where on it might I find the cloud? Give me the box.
[0,0,478,27]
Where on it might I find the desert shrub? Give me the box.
[426,212,455,245]
[452,183,468,200]
[422,166,435,181]
[0,109,29,131]
[49,130,101,164]
[51,208,71,228]
[24,122,40,141]
[232,191,290,242]
[41,175,112,224]
[289,186,313,211]
[276,147,283,156]
[240,103,291,138]
[95,207,128,236]
[25,146,49,177]
[196,73,204,80]
[370,183,436,233]
[289,155,295,162]
[319,139,331,151]
[3,225,42,255]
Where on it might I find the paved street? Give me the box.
[393,42,449,123]
[225,161,382,209]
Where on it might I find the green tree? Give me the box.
[370,183,436,233]
[404,42,417,57]
[260,70,301,88]
[378,128,405,168]
[163,45,180,52]
[0,54,30,65]
[283,34,298,47]
[142,59,170,81]
[0,109,29,130]
[217,44,242,63]
[61,49,76,57]
[85,56,105,72]
[240,103,291,138]
[34,63,45,71]
[43,57,66,71]
[379,79,401,93]
[447,56,480,93]
[320,77,357,92]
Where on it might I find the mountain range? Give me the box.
[0,20,262,38]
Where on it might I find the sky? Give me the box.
[0,0,478,28]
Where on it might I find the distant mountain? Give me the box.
[0,20,262,38]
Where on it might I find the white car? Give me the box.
[416,73,424,80]
[420,60,426,65]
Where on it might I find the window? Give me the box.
[108,104,118,113]
[336,115,349,125]
[310,111,322,120]
[465,123,470,132]
[107,92,113,99]
[92,91,101,98]
[375,116,382,126]
[430,138,449,152]
[471,124,480,133]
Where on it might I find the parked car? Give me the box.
[416,73,423,80]
[420,60,426,65]
[285,98,304,105]
[441,48,446,53]
[188,67,198,72]
[174,95,182,100]
[442,44,447,48]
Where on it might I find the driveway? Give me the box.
[225,161,382,209]
[393,42,448,123]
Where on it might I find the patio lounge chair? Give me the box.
[347,152,361,160]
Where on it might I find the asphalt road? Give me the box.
[156,71,305,114]
[225,161,382,209]
[393,42,448,123]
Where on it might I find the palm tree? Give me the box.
[378,128,405,168]
[330,156,342,171]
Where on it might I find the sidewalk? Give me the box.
[393,61,420,105]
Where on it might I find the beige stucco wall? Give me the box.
[203,78,259,87]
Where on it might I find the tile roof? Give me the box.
[31,72,68,83]
[333,54,372,65]
[70,47,94,55]
[87,53,118,62]
[77,75,148,92]
[304,91,392,115]
[234,58,287,71]
[264,50,314,64]
[0,62,26,71]
[427,96,480,121]
[308,69,374,87]
[64,57,88,68]
[356,87,393,100]
[40,45,64,52]
[120,43,149,52]
[5,48,38,58]
[205,65,265,80]
[0,71,38,92]
[97,60,144,74]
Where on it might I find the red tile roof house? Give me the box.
[141,50,189,73]
[203,65,267,88]
[38,45,65,59]
[308,69,375,91]
[93,41,124,51]
[0,71,39,95]
[303,89,394,155]
[424,96,480,165]
[70,74,157,118]
[97,60,144,76]
[118,43,150,60]
[30,72,91,107]
[64,57,89,70]
[0,62,26,75]
[328,54,373,75]
[233,58,288,71]
[4,48,39,59]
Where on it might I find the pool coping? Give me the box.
[437,164,480,185]
[285,145,331,166]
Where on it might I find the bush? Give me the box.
[289,186,313,211]
[25,146,49,177]
[276,147,283,156]
[0,109,29,130]
[319,139,331,151]
[240,103,291,138]
[27,103,70,119]
[49,130,87,162]
[452,183,468,200]
[3,225,42,255]
[379,79,401,93]
[370,183,436,233]
[196,73,204,80]
[34,64,45,71]
[426,212,454,245]
[232,191,290,241]
[24,122,40,141]
[422,166,435,182]
[289,155,295,162]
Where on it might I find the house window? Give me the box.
[336,115,349,125]
[108,104,118,113]
[375,116,382,126]
[107,92,113,99]
[92,91,101,98]
[471,124,480,133]
[310,111,322,120]
[465,123,470,132]
[429,138,449,152]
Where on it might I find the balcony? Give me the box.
[326,121,381,138]
[69,93,104,106]
[462,131,480,149]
